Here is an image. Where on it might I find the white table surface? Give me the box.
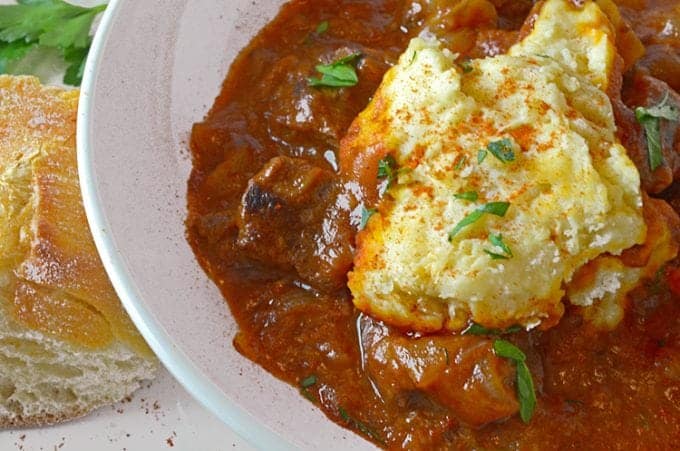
[0,369,255,451]
[0,1,256,449]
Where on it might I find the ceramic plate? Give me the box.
[77,0,373,449]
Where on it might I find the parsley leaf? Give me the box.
[359,206,377,230]
[485,233,513,259]
[316,20,329,34]
[300,374,318,402]
[493,339,536,423]
[637,116,663,171]
[448,201,510,240]
[635,93,679,171]
[308,52,361,88]
[0,40,32,72]
[377,154,400,192]
[454,155,468,170]
[449,210,484,240]
[454,190,478,202]
[458,59,473,73]
[516,362,536,422]
[338,407,385,444]
[464,323,522,336]
[477,148,488,163]
[300,374,317,389]
[487,138,516,163]
[484,249,509,260]
[639,92,679,121]
[378,155,397,179]
[0,0,106,86]
[377,155,404,195]
[63,45,88,86]
[478,202,510,216]
[39,10,96,49]
[489,233,512,255]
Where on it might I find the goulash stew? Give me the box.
[187,0,680,448]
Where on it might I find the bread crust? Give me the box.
[0,407,88,428]
[0,75,157,428]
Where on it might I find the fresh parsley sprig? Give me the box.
[0,0,106,86]
[493,339,536,423]
[308,52,361,88]
[635,92,679,171]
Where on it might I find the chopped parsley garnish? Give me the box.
[487,138,516,163]
[454,190,478,202]
[409,50,417,65]
[0,0,106,86]
[489,234,512,255]
[338,407,385,444]
[300,374,318,402]
[300,375,317,388]
[377,154,400,191]
[635,92,679,171]
[458,59,473,73]
[493,339,536,423]
[448,202,510,240]
[308,52,361,88]
[477,149,488,163]
[464,322,522,336]
[359,206,377,230]
[316,20,329,34]
[485,233,513,259]
[454,155,468,170]
[477,202,510,216]
[484,250,509,260]
[378,155,397,178]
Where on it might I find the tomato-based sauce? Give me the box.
[187,1,680,448]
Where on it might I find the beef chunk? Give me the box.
[617,71,680,194]
[237,156,353,292]
[359,315,520,427]
[262,47,394,153]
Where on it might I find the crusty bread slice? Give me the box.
[0,75,157,427]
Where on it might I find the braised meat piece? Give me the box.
[262,46,395,154]
[638,44,680,92]
[360,316,520,427]
[615,71,680,194]
[237,156,353,292]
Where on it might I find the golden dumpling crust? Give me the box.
[346,0,657,332]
